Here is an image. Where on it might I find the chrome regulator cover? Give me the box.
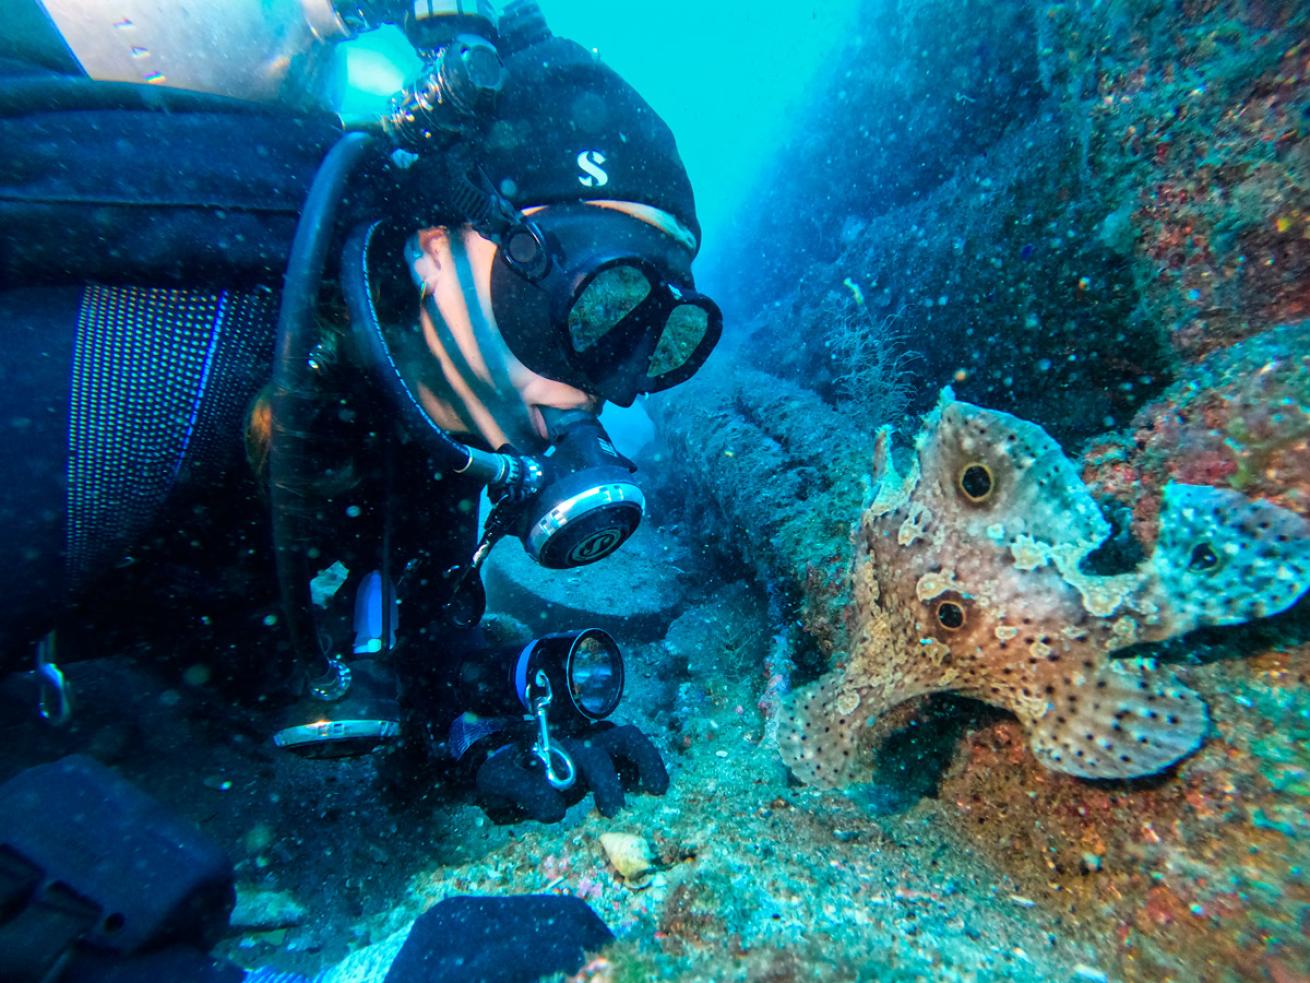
[515,412,643,569]
[522,471,645,568]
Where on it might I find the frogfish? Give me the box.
[779,389,1310,785]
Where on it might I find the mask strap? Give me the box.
[440,153,552,280]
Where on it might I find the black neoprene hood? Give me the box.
[478,36,701,252]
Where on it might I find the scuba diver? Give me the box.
[0,0,722,820]
[0,2,724,979]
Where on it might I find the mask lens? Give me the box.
[648,303,711,378]
[568,631,624,718]
[567,265,652,354]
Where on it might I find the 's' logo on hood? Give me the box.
[577,150,609,188]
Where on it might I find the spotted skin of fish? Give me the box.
[779,389,1310,787]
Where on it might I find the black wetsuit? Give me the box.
[0,59,480,716]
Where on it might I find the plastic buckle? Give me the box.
[0,854,100,983]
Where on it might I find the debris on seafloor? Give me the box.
[230,886,308,931]
[599,831,657,889]
[779,387,1310,787]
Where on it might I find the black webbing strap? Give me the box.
[0,846,101,983]
[0,842,39,917]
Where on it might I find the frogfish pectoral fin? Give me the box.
[777,674,884,788]
[1026,660,1207,779]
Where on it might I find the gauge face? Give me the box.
[568,631,624,719]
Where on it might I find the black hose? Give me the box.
[380,431,395,656]
[340,219,483,473]
[269,130,378,683]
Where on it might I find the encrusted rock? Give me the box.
[230,886,307,931]
[599,831,656,888]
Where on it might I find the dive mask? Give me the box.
[490,205,722,407]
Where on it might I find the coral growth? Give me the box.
[1083,319,1310,544]
[1110,31,1310,360]
[723,3,1309,452]
[779,390,1310,787]
[646,368,874,651]
[936,638,1310,981]
[820,293,918,430]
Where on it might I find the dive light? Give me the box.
[459,628,625,732]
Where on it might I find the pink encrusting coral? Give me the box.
[1083,320,1310,547]
[779,390,1310,787]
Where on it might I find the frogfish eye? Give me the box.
[936,600,966,630]
[958,463,994,502]
[1188,542,1220,572]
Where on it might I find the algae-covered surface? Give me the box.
[4,505,1309,981]
[0,560,1112,981]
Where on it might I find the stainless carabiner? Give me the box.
[528,670,576,790]
[35,632,71,726]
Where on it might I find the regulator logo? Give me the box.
[576,150,608,188]
[568,527,622,565]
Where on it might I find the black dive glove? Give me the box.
[463,720,669,824]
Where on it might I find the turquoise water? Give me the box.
[545,1,861,262]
